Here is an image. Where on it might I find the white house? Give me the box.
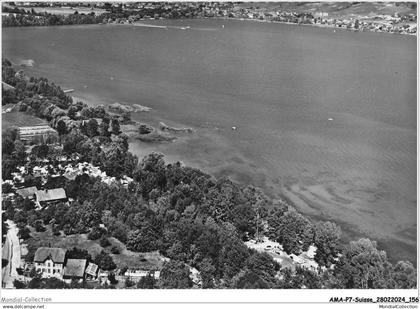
[34,247,67,278]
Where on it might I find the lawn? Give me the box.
[30,6,107,16]
[2,112,47,131]
[109,237,166,270]
[24,227,103,260]
[24,226,165,271]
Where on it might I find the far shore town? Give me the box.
[2,2,417,35]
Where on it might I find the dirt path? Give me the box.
[1,220,21,288]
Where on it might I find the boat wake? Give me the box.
[132,23,219,32]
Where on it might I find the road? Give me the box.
[1,220,21,288]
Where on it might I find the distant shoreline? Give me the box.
[110,17,417,36]
[3,15,416,36]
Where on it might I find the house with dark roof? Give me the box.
[34,188,67,207]
[63,259,87,282]
[34,247,67,278]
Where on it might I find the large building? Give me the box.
[34,188,67,207]
[18,125,58,143]
[34,247,67,278]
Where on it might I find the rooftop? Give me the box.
[63,259,87,278]
[18,125,57,138]
[35,188,67,203]
[85,262,99,277]
[15,186,38,199]
[34,247,66,264]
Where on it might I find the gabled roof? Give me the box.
[19,125,57,135]
[63,259,87,278]
[16,186,38,199]
[34,247,66,264]
[35,188,67,203]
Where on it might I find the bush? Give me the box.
[108,272,118,285]
[88,226,106,240]
[100,236,111,248]
[25,245,37,263]
[34,219,46,232]
[28,277,43,289]
[110,246,120,254]
[159,260,192,289]
[137,275,157,289]
[124,277,135,288]
[29,267,39,278]
[44,277,67,289]
[13,279,27,289]
[2,182,14,194]
[66,247,92,261]
[94,250,116,271]
[52,225,61,236]
[18,226,31,240]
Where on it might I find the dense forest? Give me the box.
[2,59,417,289]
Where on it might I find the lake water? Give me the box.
[2,20,417,263]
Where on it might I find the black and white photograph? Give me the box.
[0,0,418,306]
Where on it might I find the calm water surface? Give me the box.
[3,20,417,262]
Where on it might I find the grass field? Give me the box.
[2,112,47,131]
[32,7,107,16]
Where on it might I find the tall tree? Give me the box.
[159,260,192,288]
[268,209,313,255]
[56,119,68,135]
[335,238,394,289]
[111,118,121,135]
[86,118,99,137]
[94,250,116,271]
[13,140,26,165]
[313,221,342,266]
[99,117,110,137]
[392,261,417,289]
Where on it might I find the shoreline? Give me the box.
[3,16,416,37]
[69,89,416,264]
[78,17,417,37]
[219,17,417,36]
[107,18,419,37]
[104,16,417,37]
[72,93,188,143]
